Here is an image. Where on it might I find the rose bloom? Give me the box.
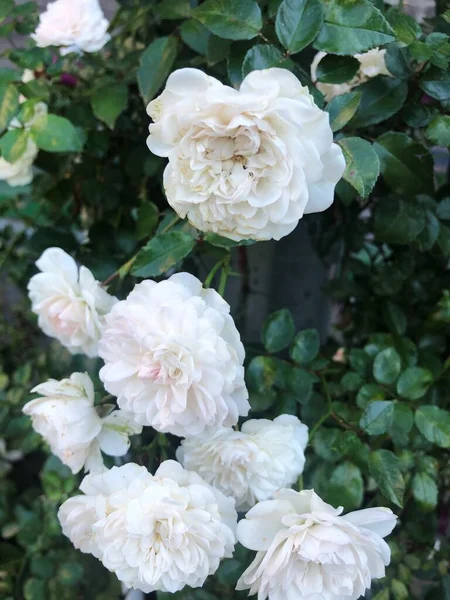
[32,0,110,55]
[177,415,308,511]
[0,83,47,187]
[58,461,237,593]
[28,247,117,357]
[0,139,39,186]
[311,49,391,102]
[99,273,249,436]
[147,68,345,242]
[23,372,142,473]
[236,489,397,600]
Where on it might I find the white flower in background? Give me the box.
[32,0,110,56]
[0,140,39,186]
[23,372,141,473]
[311,49,391,102]
[99,272,249,436]
[58,461,237,593]
[177,415,308,511]
[0,69,47,188]
[147,68,345,242]
[28,247,117,357]
[236,489,397,600]
[355,48,391,79]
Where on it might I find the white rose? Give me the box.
[236,488,398,600]
[0,139,38,186]
[58,460,237,593]
[23,372,142,473]
[0,71,48,187]
[177,415,308,511]
[355,48,390,79]
[28,247,117,357]
[147,68,345,242]
[311,49,391,102]
[32,0,110,55]
[99,272,249,436]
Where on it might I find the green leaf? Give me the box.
[426,115,450,147]
[30,114,83,152]
[285,365,314,403]
[138,37,179,104]
[0,83,19,133]
[374,197,426,245]
[360,400,394,435]
[415,406,450,448]
[207,35,231,65]
[369,449,405,507]
[242,45,293,77]
[180,19,210,55]
[382,301,407,336]
[0,128,29,162]
[192,0,262,40]
[131,231,196,277]
[154,0,192,19]
[0,0,13,22]
[246,356,278,394]
[350,77,408,128]
[396,367,433,400]
[373,348,401,385]
[356,383,386,408]
[386,8,422,45]
[135,203,159,240]
[262,309,295,353]
[412,472,438,511]
[374,133,434,196]
[325,91,361,132]
[314,0,395,55]
[0,542,23,567]
[275,0,324,55]
[339,137,380,198]
[290,329,320,364]
[389,402,413,445]
[227,41,253,87]
[316,55,359,84]
[437,197,450,220]
[24,578,47,600]
[417,208,440,252]
[57,562,84,586]
[348,348,371,376]
[91,83,128,129]
[327,462,363,511]
[420,67,450,102]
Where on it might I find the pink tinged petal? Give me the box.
[35,247,78,284]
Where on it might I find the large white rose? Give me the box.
[58,461,237,593]
[177,415,308,511]
[236,489,397,600]
[146,68,345,241]
[32,0,110,55]
[23,372,142,473]
[28,247,117,357]
[99,272,249,436]
[311,49,390,102]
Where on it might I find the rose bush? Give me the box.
[0,0,449,599]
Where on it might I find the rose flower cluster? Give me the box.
[21,5,397,597]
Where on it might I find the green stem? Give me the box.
[218,256,230,297]
[308,374,333,441]
[204,255,228,288]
